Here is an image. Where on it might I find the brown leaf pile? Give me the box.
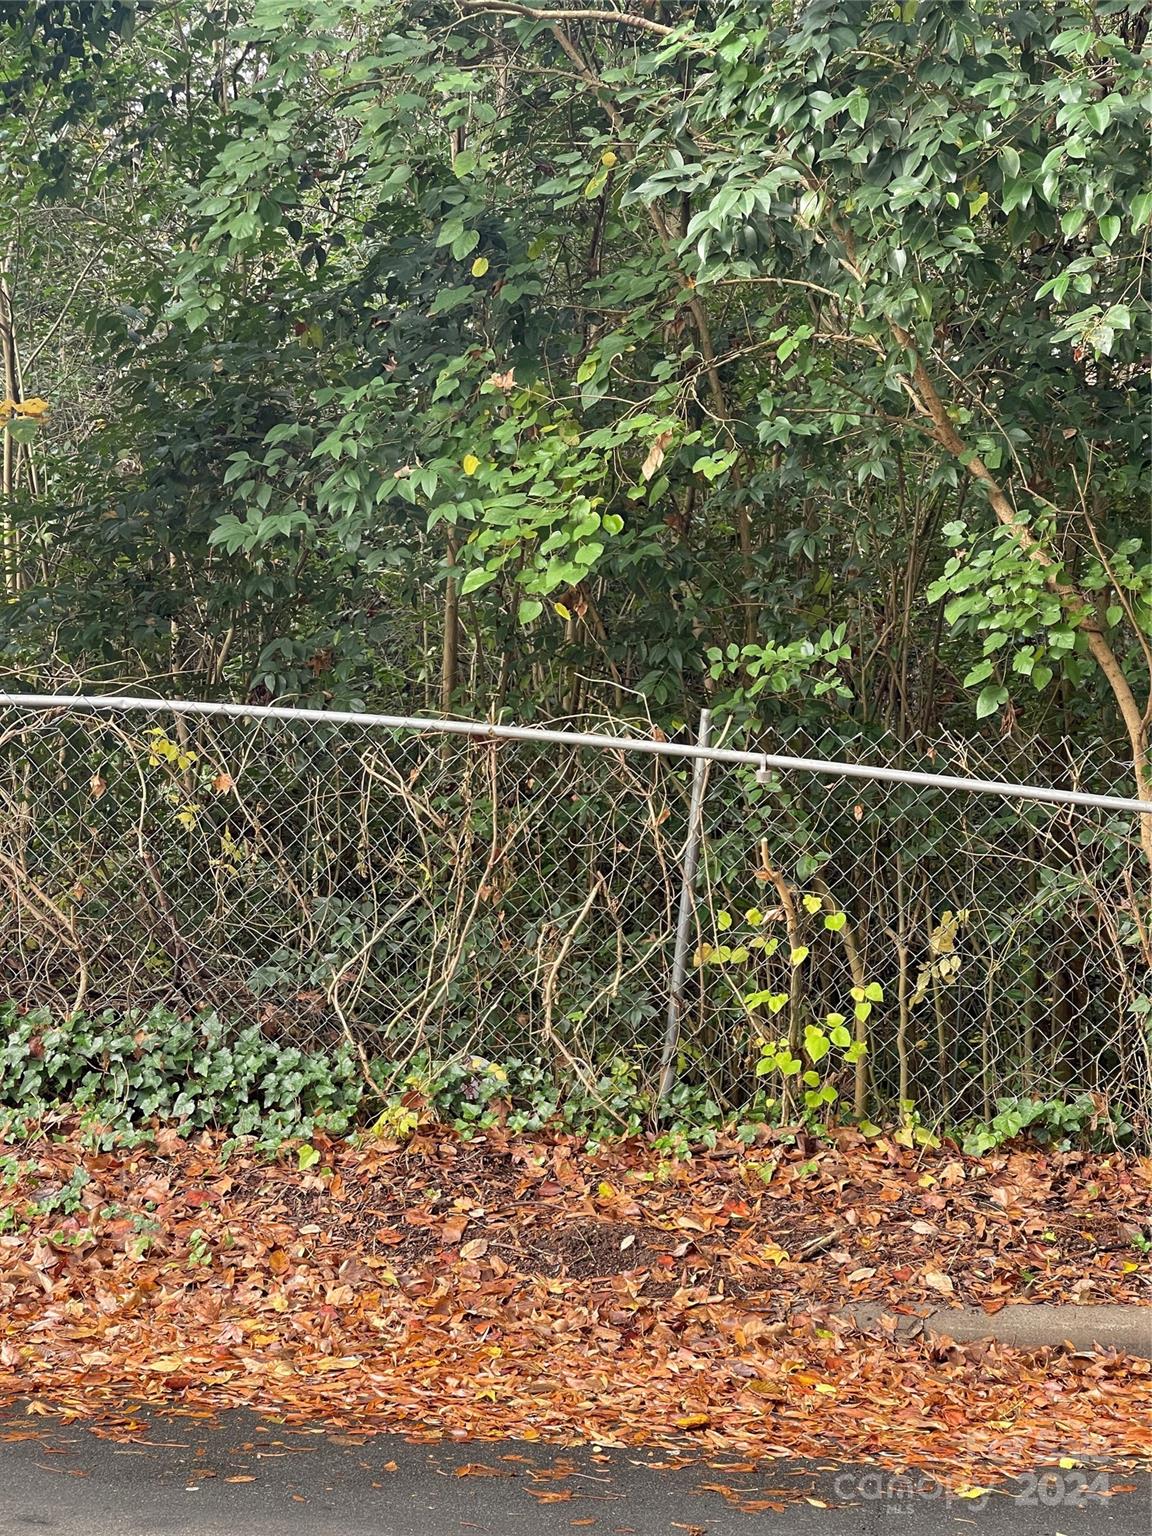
[1,1124,1149,1486]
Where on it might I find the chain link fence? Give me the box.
[0,697,1149,1141]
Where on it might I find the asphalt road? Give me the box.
[1,1407,1149,1535]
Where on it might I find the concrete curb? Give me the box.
[843,1301,1152,1358]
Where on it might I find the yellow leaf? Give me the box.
[13,396,49,418]
[1121,1260,1140,1273]
[790,946,809,965]
[813,1383,836,1396]
[954,1487,991,1500]
[554,602,571,620]
[762,1242,789,1265]
[674,1413,710,1430]
[471,256,489,277]
[600,150,618,167]
[802,893,822,913]
[462,453,481,475]
[1058,1457,1080,1470]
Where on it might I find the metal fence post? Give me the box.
[658,708,711,1105]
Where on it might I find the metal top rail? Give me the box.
[2,692,1151,817]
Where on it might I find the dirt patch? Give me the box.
[501,1220,681,1282]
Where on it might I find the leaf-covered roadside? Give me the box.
[1,1126,1149,1488]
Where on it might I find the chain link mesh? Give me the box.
[0,703,1147,1138]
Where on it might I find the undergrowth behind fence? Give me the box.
[0,701,1147,1145]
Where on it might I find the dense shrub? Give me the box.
[0,1004,362,1142]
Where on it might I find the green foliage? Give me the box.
[0,2,1149,1149]
[0,1004,362,1143]
[3,0,1146,743]
[962,1093,1132,1156]
[365,1050,728,1144]
[694,900,873,1121]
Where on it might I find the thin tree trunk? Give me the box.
[0,265,20,595]
[441,534,460,715]
[889,322,1152,860]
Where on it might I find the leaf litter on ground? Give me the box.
[0,1121,1148,1497]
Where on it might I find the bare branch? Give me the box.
[454,0,690,42]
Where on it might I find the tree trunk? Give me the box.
[441,534,460,715]
[892,324,1152,864]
